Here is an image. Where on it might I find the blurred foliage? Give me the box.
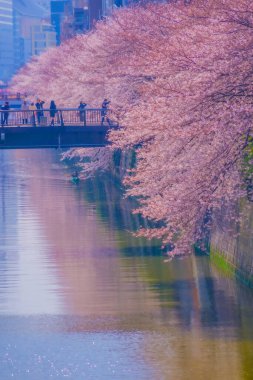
[242,136,253,201]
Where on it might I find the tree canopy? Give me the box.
[12,0,253,255]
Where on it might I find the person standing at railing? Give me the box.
[35,98,45,124]
[78,101,87,123]
[21,100,29,124]
[101,99,111,126]
[29,102,37,126]
[1,101,10,127]
[49,100,57,126]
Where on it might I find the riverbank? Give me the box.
[210,200,253,289]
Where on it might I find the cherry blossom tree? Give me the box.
[12,0,253,255]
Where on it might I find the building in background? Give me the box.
[61,0,89,41]
[0,0,129,83]
[0,0,164,83]
[13,0,56,73]
[89,0,122,26]
[31,23,56,56]
[0,0,15,83]
[72,0,89,33]
[87,0,141,28]
[51,0,91,44]
[50,0,72,45]
[88,0,102,25]
[0,0,56,83]
[50,0,129,44]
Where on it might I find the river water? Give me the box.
[0,149,253,380]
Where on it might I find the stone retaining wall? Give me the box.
[210,200,253,287]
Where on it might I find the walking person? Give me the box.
[21,100,29,124]
[78,101,87,123]
[1,101,10,126]
[49,100,57,126]
[101,99,111,126]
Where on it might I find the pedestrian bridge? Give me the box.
[0,108,118,149]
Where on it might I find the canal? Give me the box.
[0,149,253,380]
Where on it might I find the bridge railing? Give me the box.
[0,108,117,127]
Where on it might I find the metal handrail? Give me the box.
[0,108,117,128]
[0,108,110,112]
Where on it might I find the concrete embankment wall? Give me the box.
[210,200,253,288]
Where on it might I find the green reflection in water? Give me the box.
[73,173,162,257]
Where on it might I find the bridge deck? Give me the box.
[0,125,112,149]
[0,108,117,149]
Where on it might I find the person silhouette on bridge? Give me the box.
[1,101,10,126]
[50,100,57,126]
[78,101,87,123]
[29,102,37,126]
[101,99,111,126]
[35,98,45,124]
[21,100,29,124]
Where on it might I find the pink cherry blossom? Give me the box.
[12,0,253,255]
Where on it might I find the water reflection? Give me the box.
[0,150,253,379]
